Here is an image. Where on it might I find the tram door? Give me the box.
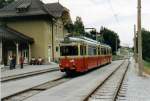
[80,45,87,70]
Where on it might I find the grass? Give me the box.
[144,61,150,75]
[112,55,126,61]
[144,61,150,68]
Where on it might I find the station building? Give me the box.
[0,26,34,65]
[0,0,71,66]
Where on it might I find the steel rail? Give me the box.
[83,60,127,101]
[1,76,69,101]
[113,60,130,101]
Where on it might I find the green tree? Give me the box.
[64,23,74,34]
[74,16,85,36]
[100,27,120,54]
[89,29,97,40]
[142,28,150,62]
[0,0,6,8]
[0,0,15,8]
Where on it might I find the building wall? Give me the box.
[53,19,64,61]
[7,18,68,63]
[53,18,69,61]
[7,19,51,62]
[43,21,53,63]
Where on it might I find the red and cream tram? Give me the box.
[59,36,112,75]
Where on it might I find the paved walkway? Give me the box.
[1,71,64,99]
[0,62,59,78]
[124,58,150,101]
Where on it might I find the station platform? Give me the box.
[124,58,150,101]
[1,62,63,99]
[0,62,59,79]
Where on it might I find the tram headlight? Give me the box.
[70,59,75,63]
[70,59,75,66]
[59,64,62,67]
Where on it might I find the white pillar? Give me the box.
[28,44,31,63]
[0,41,2,64]
[48,45,51,63]
[16,43,19,65]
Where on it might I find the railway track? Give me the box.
[2,76,71,101]
[84,60,130,101]
[115,61,130,101]
[1,68,59,82]
[1,60,128,101]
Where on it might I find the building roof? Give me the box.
[44,3,69,18]
[0,0,47,18]
[0,26,34,43]
[0,0,69,18]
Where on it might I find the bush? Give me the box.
[142,29,150,62]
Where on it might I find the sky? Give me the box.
[42,0,150,47]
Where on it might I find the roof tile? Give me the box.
[0,0,69,18]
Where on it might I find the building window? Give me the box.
[56,46,59,52]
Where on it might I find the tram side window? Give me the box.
[109,48,111,55]
[80,45,86,55]
[105,48,107,55]
[108,48,110,55]
[107,48,108,55]
[88,46,97,55]
[101,48,104,55]
[94,48,96,55]
[110,49,112,54]
[60,46,78,56]
[101,48,106,55]
[104,48,107,55]
[98,47,101,55]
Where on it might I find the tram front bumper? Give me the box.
[60,64,76,72]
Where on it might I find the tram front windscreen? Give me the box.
[60,46,78,56]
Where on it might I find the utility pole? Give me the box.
[134,24,137,63]
[137,0,143,75]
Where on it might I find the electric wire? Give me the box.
[107,0,120,25]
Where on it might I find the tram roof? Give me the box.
[69,37,100,45]
[62,36,111,48]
